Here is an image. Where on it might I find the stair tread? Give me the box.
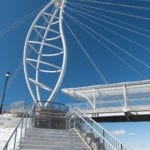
[20,143,87,148]
[22,137,82,142]
[26,128,67,132]
[20,148,88,150]
[25,132,77,136]
[20,128,89,150]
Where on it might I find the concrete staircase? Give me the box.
[20,128,89,150]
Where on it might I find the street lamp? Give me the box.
[0,72,10,114]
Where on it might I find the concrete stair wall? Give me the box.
[20,128,89,150]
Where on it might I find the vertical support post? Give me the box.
[123,84,128,112]
[93,88,96,111]
[69,116,71,129]
[74,115,75,129]
[98,89,102,110]
[32,104,35,127]
[19,120,23,149]
[102,129,105,146]
[66,116,67,130]
[120,143,123,150]
[24,112,28,136]
[5,144,8,150]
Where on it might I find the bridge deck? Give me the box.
[62,80,150,122]
[84,106,150,122]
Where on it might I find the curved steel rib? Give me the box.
[23,0,67,107]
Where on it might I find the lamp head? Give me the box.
[6,72,10,78]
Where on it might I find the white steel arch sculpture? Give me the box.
[23,0,67,107]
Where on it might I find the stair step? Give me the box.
[20,128,89,150]
[25,134,79,140]
[25,129,76,135]
[21,140,85,145]
[26,128,67,132]
[20,149,88,150]
[20,143,88,149]
[22,136,82,142]
[20,147,88,150]
[25,131,77,136]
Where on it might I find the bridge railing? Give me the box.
[63,80,150,113]
[36,101,68,112]
[66,107,131,150]
[67,96,150,112]
[34,101,68,129]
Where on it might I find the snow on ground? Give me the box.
[0,114,20,149]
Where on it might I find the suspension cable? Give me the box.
[0,1,48,38]
[64,20,127,106]
[67,3,150,34]
[64,21,108,83]
[67,1,150,21]
[64,14,146,79]
[1,1,49,92]
[66,5,150,38]
[66,7,150,53]
[66,7,150,38]
[65,12,150,69]
[64,10,146,107]
[76,0,150,11]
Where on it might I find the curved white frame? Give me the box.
[23,0,67,107]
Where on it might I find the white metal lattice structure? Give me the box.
[23,0,67,107]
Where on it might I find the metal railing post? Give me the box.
[121,143,123,150]
[102,129,105,146]
[74,114,75,129]
[66,116,68,130]
[19,119,24,148]
[24,111,28,136]
[123,84,128,112]
[13,130,17,150]
[5,144,8,150]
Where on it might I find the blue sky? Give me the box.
[0,0,150,149]
[102,122,150,150]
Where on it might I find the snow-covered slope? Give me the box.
[0,114,20,149]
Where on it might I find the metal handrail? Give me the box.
[3,104,35,150]
[66,107,132,150]
[3,101,69,150]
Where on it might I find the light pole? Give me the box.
[0,72,10,114]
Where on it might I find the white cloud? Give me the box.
[134,142,144,148]
[111,129,126,136]
[128,132,135,136]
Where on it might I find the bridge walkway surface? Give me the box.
[62,80,150,122]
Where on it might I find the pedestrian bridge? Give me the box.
[62,80,150,122]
